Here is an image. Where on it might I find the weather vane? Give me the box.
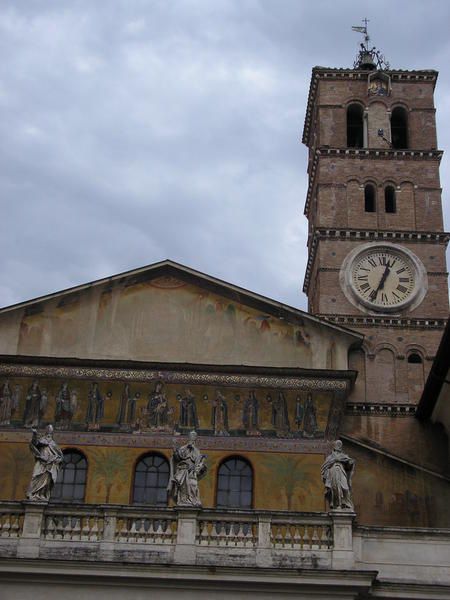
[351,19,390,70]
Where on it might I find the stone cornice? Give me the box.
[302,67,438,146]
[345,403,417,417]
[303,228,450,294]
[304,148,443,216]
[0,356,354,391]
[316,314,446,330]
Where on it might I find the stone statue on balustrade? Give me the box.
[55,382,77,430]
[167,431,207,507]
[23,380,47,428]
[26,425,63,502]
[0,380,19,426]
[321,440,355,510]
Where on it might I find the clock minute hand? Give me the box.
[370,265,390,300]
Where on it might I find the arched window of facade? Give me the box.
[51,450,87,502]
[133,453,169,506]
[391,107,408,149]
[385,185,396,213]
[216,457,253,509]
[347,103,364,148]
[408,353,423,364]
[364,184,376,212]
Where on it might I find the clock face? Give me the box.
[350,248,416,310]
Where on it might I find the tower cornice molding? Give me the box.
[303,229,450,294]
[302,67,439,146]
[315,314,446,330]
[304,148,443,216]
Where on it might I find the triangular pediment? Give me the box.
[0,260,361,369]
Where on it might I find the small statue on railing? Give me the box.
[26,424,63,502]
[321,440,355,511]
[167,431,207,508]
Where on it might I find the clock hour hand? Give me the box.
[369,265,390,301]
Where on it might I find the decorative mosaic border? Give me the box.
[0,429,330,454]
[0,363,349,392]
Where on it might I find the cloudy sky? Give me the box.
[1,0,450,311]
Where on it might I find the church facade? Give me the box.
[0,45,449,599]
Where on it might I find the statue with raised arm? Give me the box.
[167,431,207,507]
[27,425,63,502]
[321,440,355,510]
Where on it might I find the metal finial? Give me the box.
[351,19,390,70]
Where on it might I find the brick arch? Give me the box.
[345,98,366,109]
[398,179,414,187]
[404,343,426,357]
[367,97,390,109]
[390,101,411,112]
[372,342,399,357]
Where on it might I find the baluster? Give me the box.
[72,517,81,540]
[170,519,177,543]
[209,521,218,545]
[154,521,164,544]
[235,523,245,547]
[311,525,319,549]
[81,517,90,541]
[90,517,99,541]
[63,517,72,540]
[129,519,138,542]
[1,514,10,538]
[10,515,20,538]
[55,516,64,540]
[45,517,55,539]
[198,520,208,545]
[293,524,302,549]
[116,518,128,542]
[243,522,253,547]
[303,525,311,549]
[141,518,150,543]
[161,519,171,543]
[285,524,293,548]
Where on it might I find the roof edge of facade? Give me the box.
[0,259,363,342]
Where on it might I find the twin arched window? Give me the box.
[347,104,408,150]
[364,184,397,214]
[51,450,87,502]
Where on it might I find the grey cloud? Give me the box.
[1,0,450,312]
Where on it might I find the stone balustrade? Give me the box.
[0,501,356,569]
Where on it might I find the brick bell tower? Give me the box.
[302,28,449,406]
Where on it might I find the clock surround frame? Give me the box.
[339,242,428,315]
